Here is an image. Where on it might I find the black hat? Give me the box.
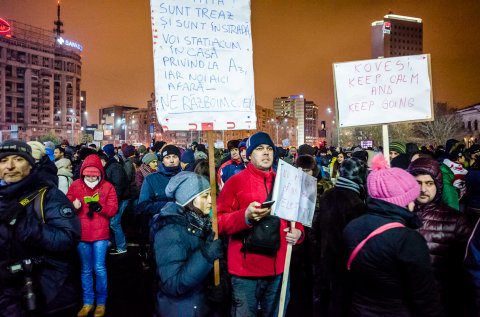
[0,140,35,166]
[227,139,240,151]
[160,144,181,160]
[339,157,367,184]
[298,144,316,156]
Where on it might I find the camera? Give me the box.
[7,257,44,311]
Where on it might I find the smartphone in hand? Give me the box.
[260,200,275,208]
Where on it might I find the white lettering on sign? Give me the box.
[56,37,83,52]
[333,54,433,127]
[150,0,256,131]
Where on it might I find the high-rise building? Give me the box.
[273,95,317,145]
[371,14,423,58]
[304,101,318,145]
[124,108,149,145]
[0,8,83,142]
[99,105,138,146]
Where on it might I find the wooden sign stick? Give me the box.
[277,221,296,317]
[207,130,220,286]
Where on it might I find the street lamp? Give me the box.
[70,109,75,145]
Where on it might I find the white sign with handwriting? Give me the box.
[150,0,256,131]
[333,54,432,127]
[271,160,317,227]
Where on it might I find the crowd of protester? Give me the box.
[1,134,480,317]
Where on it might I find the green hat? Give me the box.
[389,141,406,154]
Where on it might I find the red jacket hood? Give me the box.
[80,154,105,184]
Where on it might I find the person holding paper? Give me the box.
[217,131,304,317]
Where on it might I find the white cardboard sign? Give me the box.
[271,160,317,227]
[333,54,433,128]
[150,0,256,131]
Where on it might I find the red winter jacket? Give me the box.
[67,154,118,242]
[217,163,304,277]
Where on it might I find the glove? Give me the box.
[201,233,223,263]
[88,202,102,213]
[207,277,230,303]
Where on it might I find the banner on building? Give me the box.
[271,160,317,227]
[333,54,433,128]
[150,0,256,131]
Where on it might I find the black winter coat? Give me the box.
[310,186,367,317]
[151,203,220,317]
[104,157,129,200]
[343,198,443,317]
[0,163,81,317]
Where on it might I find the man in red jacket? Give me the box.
[217,131,304,317]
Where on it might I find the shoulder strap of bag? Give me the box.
[18,187,48,223]
[347,222,405,270]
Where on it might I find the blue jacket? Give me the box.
[137,164,180,216]
[151,203,215,317]
[466,169,480,209]
[0,161,81,316]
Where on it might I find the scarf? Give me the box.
[187,209,212,234]
[140,163,154,178]
[335,176,361,194]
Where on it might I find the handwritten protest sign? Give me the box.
[271,160,317,227]
[150,0,256,131]
[333,54,433,128]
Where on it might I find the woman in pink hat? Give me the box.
[67,154,118,317]
[342,154,442,317]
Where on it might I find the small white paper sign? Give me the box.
[271,160,317,227]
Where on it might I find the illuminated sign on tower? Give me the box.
[0,18,11,34]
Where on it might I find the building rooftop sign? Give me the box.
[56,36,83,52]
[0,18,11,34]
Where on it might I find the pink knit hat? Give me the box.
[367,154,420,208]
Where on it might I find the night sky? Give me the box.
[1,0,479,124]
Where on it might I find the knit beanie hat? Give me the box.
[83,166,101,177]
[194,151,208,160]
[246,132,275,158]
[298,144,316,156]
[103,144,115,157]
[389,141,406,154]
[142,153,158,165]
[152,141,167,153]
[0,140,36,166]
[123,145,136,158]
[448,142,465,161]
[340,157,367,185]
[160,144,181,160]
[227,139,240,151]
[165,171,210,206]
[239,138,248,151]
[138,145,147,155]
[367,154,420,208]
[181,149,195,164]
[27,141,46,161]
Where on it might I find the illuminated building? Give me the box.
[0,6,83,142]
[99,105,138,146]
[371,14,423,58]
[273,95,318,146]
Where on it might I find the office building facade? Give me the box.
[0,18,83,142]
[371,14,423,58]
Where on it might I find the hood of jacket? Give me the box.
[367,197,422,229]
[80,154,105,186]
[408,157,443,205]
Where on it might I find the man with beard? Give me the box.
[408,157,472,317]
[0,140,81,316]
